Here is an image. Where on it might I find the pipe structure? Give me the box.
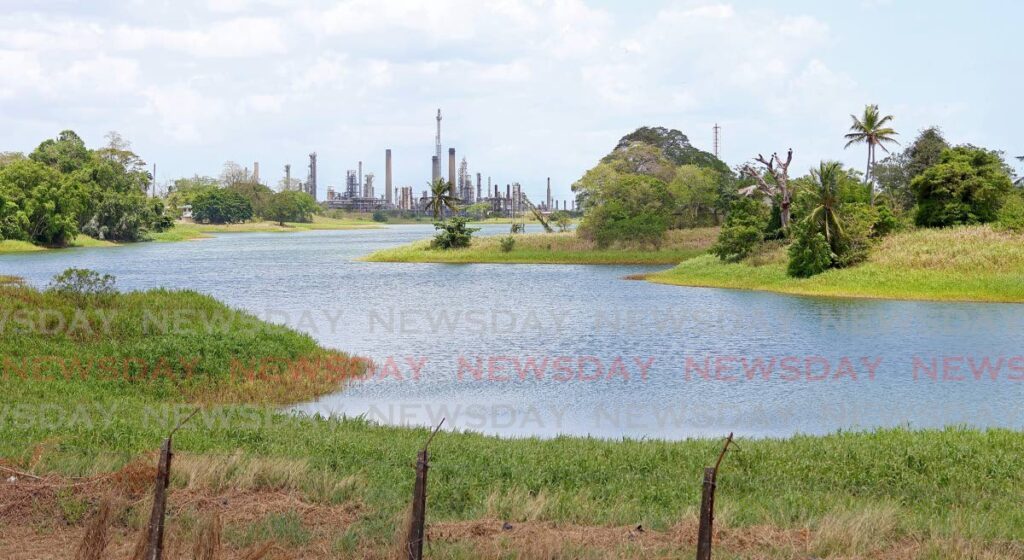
[448,148,456,198]
[385,149,393,205]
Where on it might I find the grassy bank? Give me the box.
[151,215,380,242]
[2,281,1022,558]
[647,225,1024,303]
[364,228,718,265]
[0,235,117,255]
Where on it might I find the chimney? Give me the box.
[432,156,440,183]
[284,164,291,189]
[253,161,260,183]
[448,148,456,197]
[385,149,393,205]
[546,177,552,210]
[358,161,363,194]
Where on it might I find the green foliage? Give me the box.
[711,197,769,261]
[833,203,876,268]
[462,202,492,220]
[668,165,722,227]
[787,222,834,278]
[191,188,254,224]
[551,210,572,232]
[874,127,950,210]
[614,126,730,175]
[46,268,117,300]
[167,176,219,217]
[578,175,672,248]
[371,210,388,223]
[424,179,460,220]
[265,190,317,225]
[0,158,82,246]
[228,181,275,219]
[29,130,91,174]
[913,146,1013,227]
[804,161,846,254]
[995,190,1024,232]
[499,235,516,252]
[431,217,479,249]
[81,190,163,241]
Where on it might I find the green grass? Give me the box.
[0,235,117,255]
[151,216,380,242]
[647,225,1024,302]
[2,282,1022,556]
[363,228,718,265]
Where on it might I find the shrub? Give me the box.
[431,217,479,249]
[787,224,833,278]
[913,146,1012,227]
[711,197,769,261]
[577,175,672,248]
[499,235,516,252]
[47,268,116,299]
[372,210,388,223]
[996,191,1024,232]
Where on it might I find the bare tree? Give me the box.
[739,149,794,228]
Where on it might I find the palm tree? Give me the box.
[423,179,460,220]
[844,104,899,200]
[805,161,845,251]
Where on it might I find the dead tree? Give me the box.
[739,149,794,229]
[405,418,445,560]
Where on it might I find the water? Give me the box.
[4,225,1024,440]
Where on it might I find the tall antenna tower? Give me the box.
[713,123,721,159]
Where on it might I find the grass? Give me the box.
[151,215,380,242]
[647,225,1024,303]
[363,228,719,265]
[1,281,1023,557]
[0,235,117,255]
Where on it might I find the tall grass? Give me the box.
[648,225,1024,302]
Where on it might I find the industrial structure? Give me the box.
[312,108,570,216]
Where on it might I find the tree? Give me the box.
[668,165,721,226]
[431,217,479,249]
[191,189,253,224]
[265,190,317,225]
[219,161,251,187]
[711,197,769,262]
[913,146,1013,227]
[803,161,846,253]
[228,181,275,218]
[551,210,572,232]
[0,159,82,245]
[0,152,25,168]
[740,149,794,229]
[844,104,899,196]
[873,127,949,210]
[166,176,219,217]
[577,175,673,248]
[423,179,459,220]
[29,130,91,174]
[787,222,833,278]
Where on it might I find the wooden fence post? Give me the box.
[404,418,445,560]
[143,408,199,560]
[695,432,734,560]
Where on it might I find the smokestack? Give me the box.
[253,161,260,183]
[358,161,363,194]
[506,184,510,200]
[448,148,456,197]
[432,156,440,183]
[476,173,482,201]
[385,149,393,205]
[284,164,291,190]
[546,177,552,210]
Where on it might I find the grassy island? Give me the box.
[646,225,1024,303]
[1,277,1022,558]
[363,227,718,265]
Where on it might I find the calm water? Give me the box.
[3,225,1023,440]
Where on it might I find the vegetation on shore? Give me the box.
[648,225,1024,302]
[364,228,717,265]
[150,216,380,242]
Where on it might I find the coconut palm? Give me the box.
[423,179,460,220]
[844,104,899,199]
[805,161,845,251]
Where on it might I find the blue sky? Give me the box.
[0,0,1020,201]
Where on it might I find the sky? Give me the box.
[0,0,1021,202]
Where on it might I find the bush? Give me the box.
[711,197,769,261]
[787,224,833,278]
[265,190,317,225]
[577,175,672,248]
[913,146,1012,227]
[192,189,254,224]
[499,235,516,252]
[996,191,1024,232]
[372,210,388,223]
[431,217,479,249]
[832,203,876,268]
[47,268,116,299]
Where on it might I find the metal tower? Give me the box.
[713,123,721,159]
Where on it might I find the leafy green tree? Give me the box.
[191,189,254,224]
[571,162,622,212]
[0,159,82,245]
[668,165,721,226]
[874,127,949,210]
[913,146,1013,227]
[431,217,479,249]
[265,190,318,225]
[167,176,219,217]
[803,161,846,253]
[577,175,673,248]
[711,197,769,261]
[29,130,91,174]
[787,222,833,278]
[0,152,25,168]
[423,179,459,220]
[551,210,572,232]
[229,181,275,218]
[844,104,899,194]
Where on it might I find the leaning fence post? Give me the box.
[405,418,445,560]
[696,432,734,560]
[143,408,199,560]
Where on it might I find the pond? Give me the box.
[4,224,1023,439]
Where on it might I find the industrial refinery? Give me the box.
[270,109,573,217]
